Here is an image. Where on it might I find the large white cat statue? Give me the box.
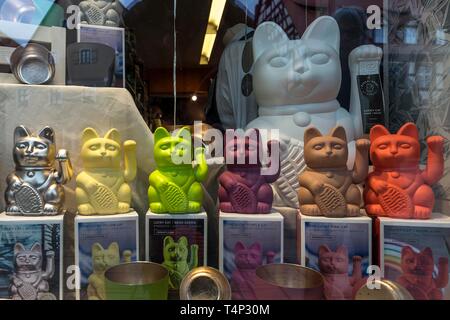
[246,16,383,208]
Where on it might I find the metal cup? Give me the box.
[104,262,169,300]
[179,267,231,300]
[255,263,325,300]
[10,43,55,85]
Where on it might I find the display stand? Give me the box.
[377,213,450,300]
[74,211,139,300]
[0,212,64,300]
[297,211,372,271]
[219,211,284,277]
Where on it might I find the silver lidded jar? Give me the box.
[10,43,55,85]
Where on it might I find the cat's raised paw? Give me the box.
[426,136,444,151]
[356,139,370,150]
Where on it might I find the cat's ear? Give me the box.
[253,21,289,62]
[401,246,414,257]
[330,126,347,142]
[178,236,188,247]
[92,243,104,255]
[164,236,174,247]
[234,241,246,253]
[38,126,55,143]
[302,16,340,52]
[249,242,261,252]
[154,127,170,142]
[108,242,119,254]
[422,247,433,258]
[336,246,348,256]
[14,243,25,254]
[397,122,419,140]
[304,127,322,144]
[370,125,390,142]
[30,243,41,253]
[14,125,31,142]
[105,128,121,144]
[82,127,99,145]
[319,245,331,256]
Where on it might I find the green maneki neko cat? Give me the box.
[148,126,208,214]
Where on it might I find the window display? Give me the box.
[0,0,448,303]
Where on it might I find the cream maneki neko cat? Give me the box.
[76,128,137,215]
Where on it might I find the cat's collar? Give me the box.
[16,166,53,171]
[258,100,341,116]
[306,167,348,172]
[376,167,420,172]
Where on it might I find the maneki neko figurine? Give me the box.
[148,127,208,214]
[5,126,73,216]
[243,16,383,208]
[76,128,137,215]
[364,123,444,220]
[298,126,370,217]
[219,129,280,214]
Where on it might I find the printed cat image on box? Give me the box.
[87,242,132,300]
[396,246,448,300]
[383,225,450,300]
[0,223,62,299]
[162,236,198,290]
[10,242,56,300]
[318,245,366,300]
[230,242,275,300]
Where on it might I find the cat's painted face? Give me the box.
[163,236,189,262]
[370,123,420,169]
[318,245,349,275]
[13,126,56,167]
[304,126,348,169]
[154,127,192,168]
[14,242,42,271]
[225,129,261,167]
[92,242,120,272]
[401,246,434,276]
[252,17,341,107]
[234,242,262,270]
[81,128,122,169]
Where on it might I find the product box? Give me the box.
[0,213,63,300]
[74,212,139,300]
[378,213,450,300]
[145,210,207,290]
[298,211,372,276]
[219,211,284,299]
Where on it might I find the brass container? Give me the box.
[355,279,413,300]
[179,267,231,300]
[255,263,325,300]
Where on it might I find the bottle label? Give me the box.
[358,74,385,134]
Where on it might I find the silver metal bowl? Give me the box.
[10,43,55,85]
[179,267,231,300]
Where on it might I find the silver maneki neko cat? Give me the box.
[5,126,73,216]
